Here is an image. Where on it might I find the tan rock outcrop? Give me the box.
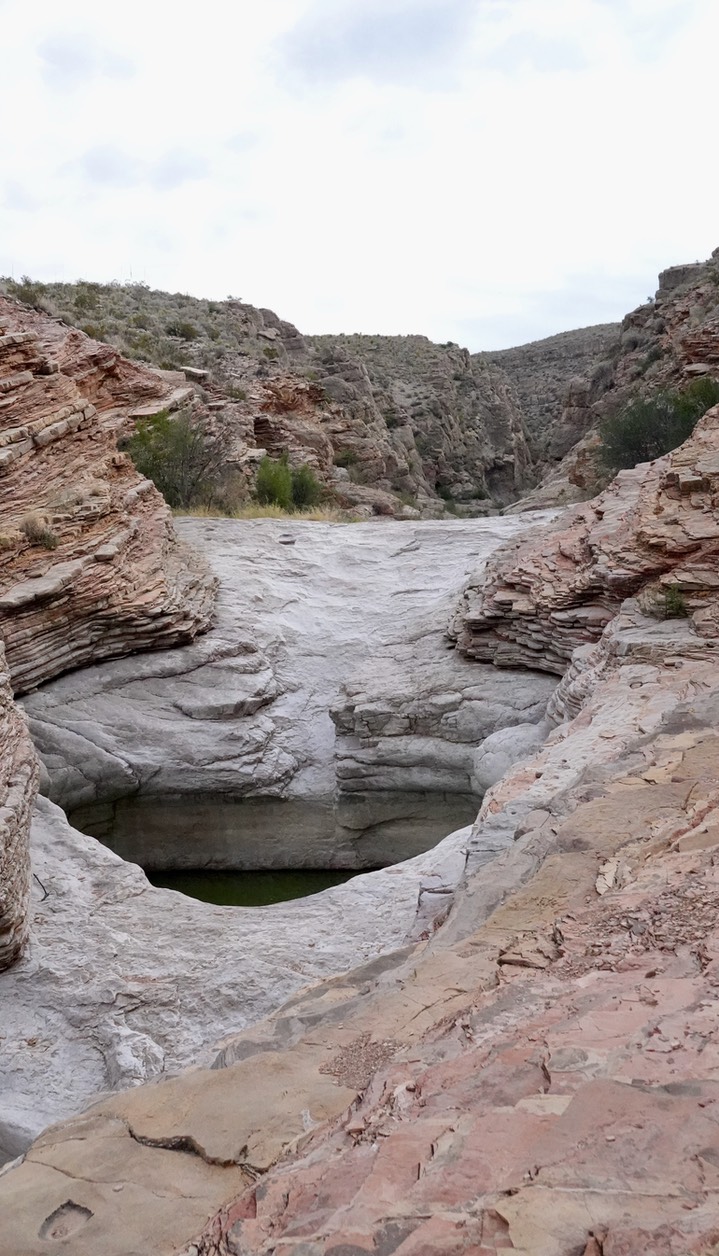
[0,297,216,693]
[0,642,36,971]
[451,405,719,671]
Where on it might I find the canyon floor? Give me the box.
[1,502,719,1256]
[1,515,555,1165]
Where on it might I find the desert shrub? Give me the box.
[2,275,47,309]
[19,513,58,549]
[291,464,323,509]
[165,320,199,341]
[333,448,358,468]
[124,409,230,508]
[226,383,248,401]
[599,378,719,470]
[262,346,279,360]
[81,322,108,341]
[663,584,688,618]
[255,455,293,510]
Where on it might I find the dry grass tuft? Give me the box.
[18,512,59,549]
[174,503,357,522]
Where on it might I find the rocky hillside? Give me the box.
[0,297,216,974]
[0,279,538,513]
[485,322,619,458]
[514,251,719,509]
[308,333,533,504]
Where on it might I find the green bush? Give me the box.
[663,584,688,619]
[255,455,293,509]
[165,320,199,341]
[255,457,323,510]
[333,449,358,468]
[291,464,322,509]
[125,409,229,508]
[599,377,719,470]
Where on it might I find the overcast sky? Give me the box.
[1,0,717,349]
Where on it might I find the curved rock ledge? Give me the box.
[24,517,557,864]
[0,296,215,695]
[3,403,719,1251]
[2,515,556,1158]
[3,598,719,1254]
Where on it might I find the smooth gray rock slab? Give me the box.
[24,517,557,861]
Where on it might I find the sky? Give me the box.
[1,0,718,350]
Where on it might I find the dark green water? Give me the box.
[147,868,358,906]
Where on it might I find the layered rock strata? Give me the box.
[485,322,618,458]
[3,524,719,1252]
[514,249,719,509]
[24,517,556,866]
[0,516,557,1156]
[0,643,36,971]
[452,405,719,671]
[0,296,216,694]
[1,280,542,513]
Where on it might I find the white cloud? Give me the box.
[0,0,717,348]
[38,31,135,90]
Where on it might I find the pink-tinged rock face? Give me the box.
[0,299,217,976]
[0,641,37,971]
[451,406,719,673]
[0,296,217,694]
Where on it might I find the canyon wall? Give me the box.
[1,280,541,513]
[514,250,719,508]
[3,397,719,1254]
[0,644,36,969]
[0,298,217,971]
[451,403,719,671]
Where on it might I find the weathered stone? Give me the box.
[0,297,216,695]
[0,642,37,972]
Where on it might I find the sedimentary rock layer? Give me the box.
[451,405,719,671]
[0,297,216,694]
[24,517,556,861]
[0,643,37,971]
[514,249,719,509]
[3,584,719,1253]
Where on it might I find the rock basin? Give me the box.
[2,514,557,1158]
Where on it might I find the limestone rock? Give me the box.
[5,618,719,1254]
[486,322,619,460]
[1,280,541,514]
[24,516,557,865]
[0,796,472,1161]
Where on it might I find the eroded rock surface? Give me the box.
[514,249,719,509]
[452,405,719,671]
[0,643,37,971]
[4,590,719,1253]
[25,517,556,864]
[4,407,719,1253]
[2,514,555,1158]
[0,297,215,694]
